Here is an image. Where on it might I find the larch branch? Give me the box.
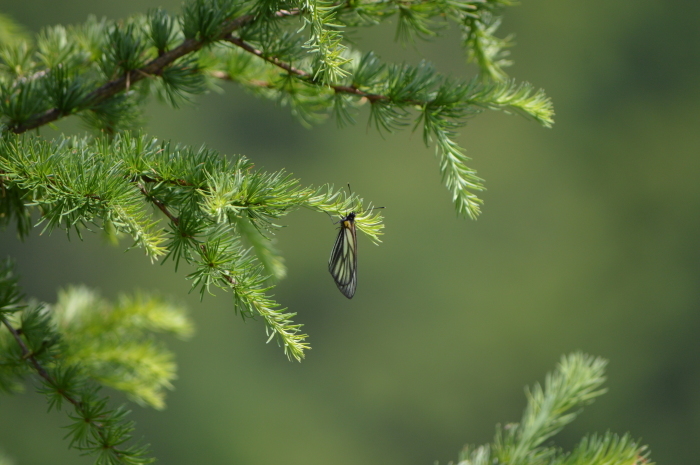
[223,35,423,105]
[11,10,300,134]
[0,315,131,459]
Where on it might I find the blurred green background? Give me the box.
[1,0,699,463]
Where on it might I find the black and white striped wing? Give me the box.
[328,219,357,299]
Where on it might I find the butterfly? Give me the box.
[328,211,358,299]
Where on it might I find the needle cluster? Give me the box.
[0,0,552,217]
[0,132,384,360]
[0,259,191,464]
[458,353,652,465]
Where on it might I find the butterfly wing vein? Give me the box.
[328,222,357,298]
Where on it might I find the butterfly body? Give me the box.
[328,212,358,299]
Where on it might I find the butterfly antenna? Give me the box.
[324,210,341,225]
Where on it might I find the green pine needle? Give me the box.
[458,353,652,465]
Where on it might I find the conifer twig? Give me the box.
[138,185,179,225]
[0,316,63,400]
[10,10,300,134]
[0,315,134,461]
[224,35,418,104]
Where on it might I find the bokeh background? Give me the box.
[1,0,699,463]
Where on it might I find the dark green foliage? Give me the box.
[0,259,22,315]
[147,9,177,53]
[0,182,31,238]
[157,57,207,107]
[80,92,145,133]
[0,79,45,126]
[103,22,149,75]
[0,259,28,394]
[44,65,89,113]
[0,259,192,464]
[180,0,240,41]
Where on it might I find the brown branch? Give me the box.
[0,315,131,459]
[224,35,425,105]
[11,10,300,134]
[209,70,274,88]
[226,36,309,79]
[0,315,78,406]
[138,184,179,225]
[139,174,192,187]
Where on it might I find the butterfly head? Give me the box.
[341,212,356,227]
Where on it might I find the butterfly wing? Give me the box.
[328,216,358,299]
